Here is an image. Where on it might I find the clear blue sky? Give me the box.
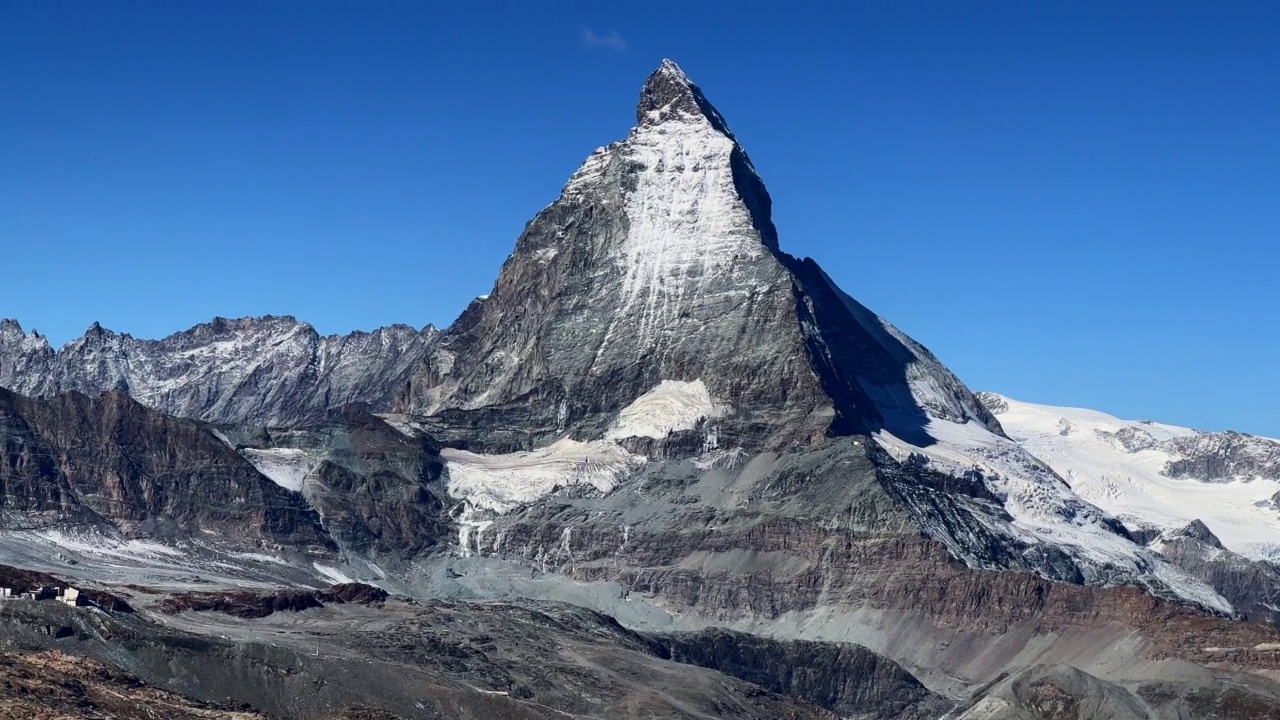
[1,2,1276,436]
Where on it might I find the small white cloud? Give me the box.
[580,26,626,52]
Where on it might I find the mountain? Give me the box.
[2,60,1280,718]
[379,60,1280,712]
[0,316,437,427]
[392,60,1233,616]
[0,386,333,551]
[396,59,999,452]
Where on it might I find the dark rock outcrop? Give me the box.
[0,387,333,551]
[219,406,453,560]
[1164,431,1280,482]
[1148,521,1280,627]
[956,663,1280,720]
[155,582,386,618]
[656,628,950,719]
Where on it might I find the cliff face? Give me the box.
[0,316,437,427]
[656,628,951,719]
[219,406,453,561]
[0,387,332,551]
[0,386,456,566]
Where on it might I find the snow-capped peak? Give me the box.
[636,59,736,137]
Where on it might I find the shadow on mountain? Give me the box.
[781,256,943,448]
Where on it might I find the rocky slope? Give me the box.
[655,628,950,719]
[955,663,1280,719]
[0,316,437,427]
[0,650,268,720]
[1145,521,1280,627]
[218,405,454,563]
[0,386,332,551]
[0,586,945,720]
[0,385,455,575]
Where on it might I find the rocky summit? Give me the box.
[396,59,999,452]
[1,60,1279,719]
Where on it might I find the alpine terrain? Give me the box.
[1,60,1278,719]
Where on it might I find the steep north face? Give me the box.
[397,60,999,451]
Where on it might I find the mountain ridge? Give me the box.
[0,314,439,427]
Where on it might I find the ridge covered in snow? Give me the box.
[0,315,438,426]
[873,410,1234,615]
[978,393,1280,562]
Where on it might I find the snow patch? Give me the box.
[606,379,723,440]
[26,529,186,563]
[232,552,291,566]
[376,414,423,438]
[313,563,355,585]
[442,439,646,514]
[874,416,1234,615]
[240,447,318,493]
[590,107,770,358]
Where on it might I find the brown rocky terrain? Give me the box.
[0,650,265,720]
[155,582,388,618]
[0,582,936,719]
[0,387,332,552]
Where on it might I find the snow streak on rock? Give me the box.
[239,447,319,493]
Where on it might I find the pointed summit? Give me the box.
[636,59,733,135]
[401,62,999,450]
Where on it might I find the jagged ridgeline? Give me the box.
[0,316,438,427]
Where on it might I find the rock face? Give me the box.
[0,316,437,427]
[219,406,453,561]
[0,387,332,551]
[397,60,998,452]
[1148,521,1280,627]
[0,385,455,566]
[656,628,950,719]
[955,663,1280,720]
[0,649,272,720]
[1164,431,1280,482]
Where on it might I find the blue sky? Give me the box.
[1,2,1276,435]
